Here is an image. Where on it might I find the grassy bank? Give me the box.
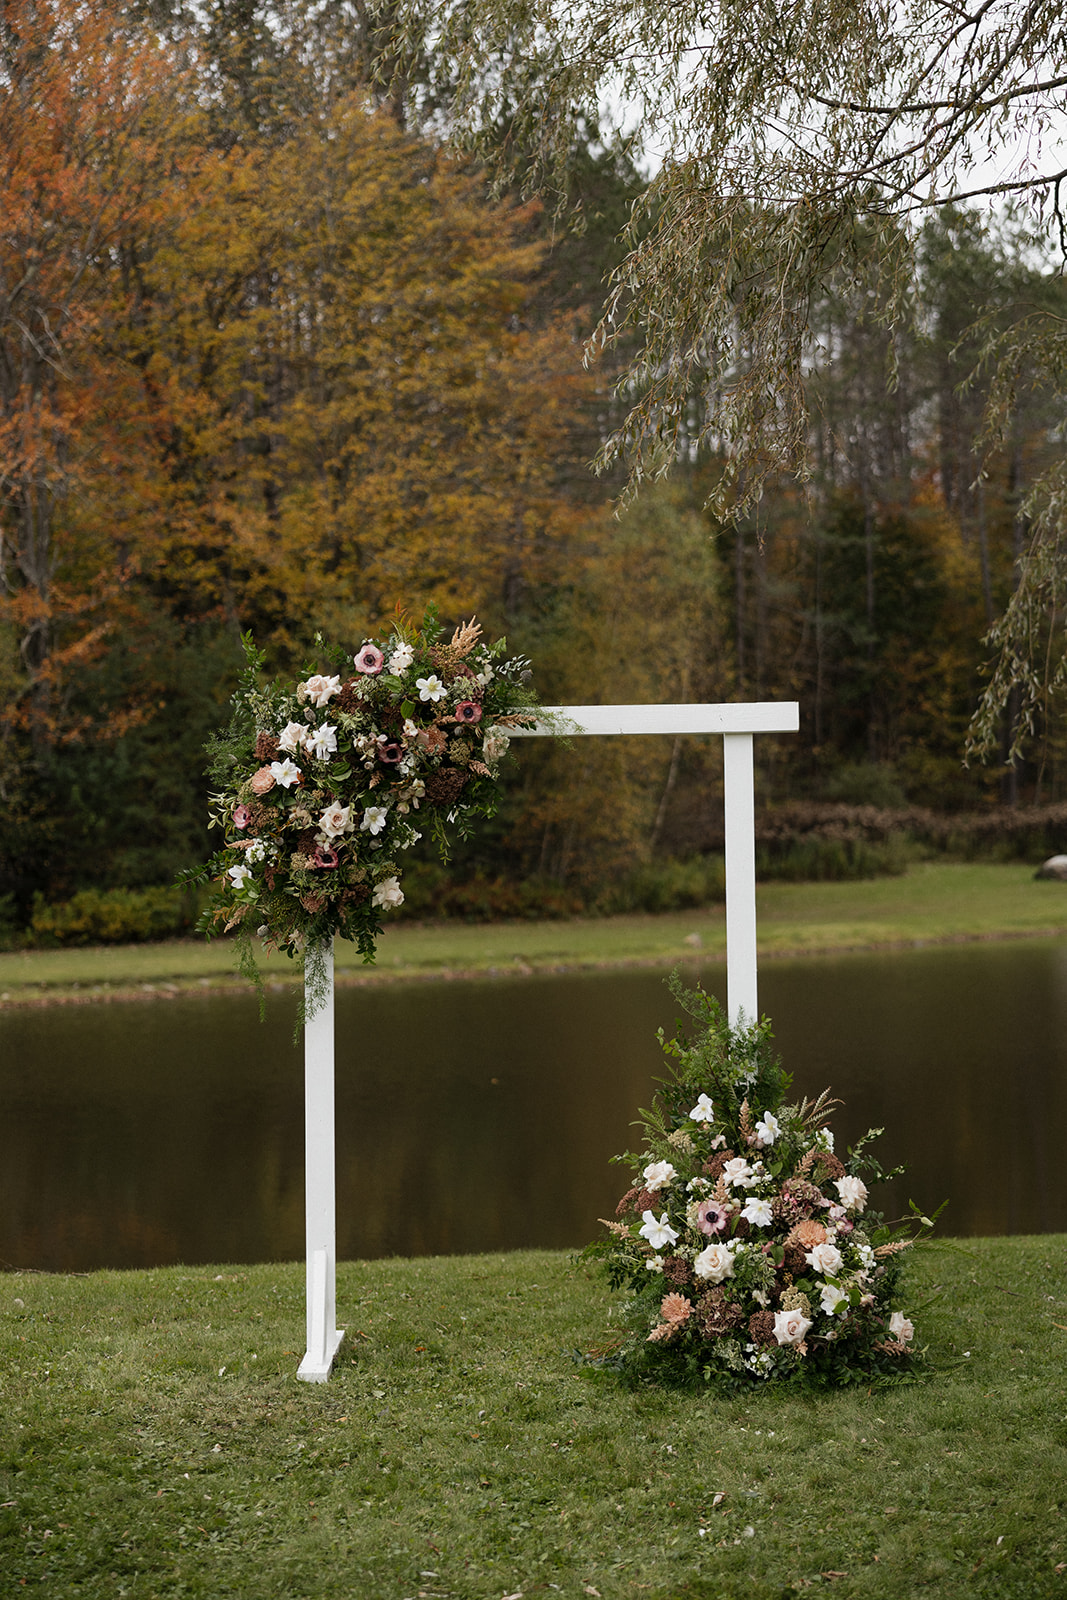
[1,862,1065,1008]
[2,1237,1066,1598]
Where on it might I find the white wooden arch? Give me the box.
[297,699,799,1381]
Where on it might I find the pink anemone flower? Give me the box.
[378,741,404,764]
[354,644,385,675]
[454,700,483,724]
[232,805,252,830]
[695,1199,731,1236]
[311,845,339,870]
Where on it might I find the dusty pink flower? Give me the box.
[249,766,276,795]
[696,1199,730,1236]
[454,700,483,724]
[233,805,252,830]
[660,1293,692,1326]
[378,740,404,764]
[311,845,339,870]
[354,644,385,675]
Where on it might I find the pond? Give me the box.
[3,936,1067,1271]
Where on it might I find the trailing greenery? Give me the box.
[2,1239,1066,1597]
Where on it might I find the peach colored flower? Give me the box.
[660,1293,693,1326]
[249,766,275,795]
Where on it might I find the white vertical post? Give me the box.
[297,936,344,1382]
[723,731,758,1029]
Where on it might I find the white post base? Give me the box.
[297,938,344,1382]
[297,1247,344,1382]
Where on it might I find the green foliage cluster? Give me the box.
[584,979,932,1392]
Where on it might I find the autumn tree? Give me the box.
[136,95,592,656]
[0,0,186,743]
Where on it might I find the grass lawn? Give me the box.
[2,863,1066,1008]
[3,1237,1066,1598]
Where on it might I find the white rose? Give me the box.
[318,803,353,839]
[888,1311,914,1343]
[805,1242,844,1277]
[835,1175,869,1213]
[773,1308,812,1346]
[722,1157,756,1189]
[372,876,404,909]
[642,1160,677,1193]
[693,1243,735,1284]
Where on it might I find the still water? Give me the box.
[3,938,1067,1270]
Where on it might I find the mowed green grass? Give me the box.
[2,1237,1066,1598]
[2,863,1066,1006]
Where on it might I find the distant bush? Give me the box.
[751,800,1067,865]
[756,835,911,882]
[28,886,203,947]
[591,854,727,913]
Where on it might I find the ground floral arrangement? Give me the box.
[184,612,539,1011]
[584,978,934,1390]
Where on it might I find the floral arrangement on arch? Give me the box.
[584,978,934,1390]
[185,610,539,1010]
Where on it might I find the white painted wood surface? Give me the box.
[511,703,799,739]
[297,937,344,1382]
[294,700,797,1378]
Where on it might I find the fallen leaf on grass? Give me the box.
[821,1574,849,1581]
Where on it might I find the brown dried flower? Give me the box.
[255,731,280,762]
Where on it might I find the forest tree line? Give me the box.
[2,0,1066,935]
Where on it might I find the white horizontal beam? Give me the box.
[511,702,799,738]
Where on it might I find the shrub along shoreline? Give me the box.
[2,1236,1065,1597]
[0,862,1065,1010]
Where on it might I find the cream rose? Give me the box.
[642,1159,676,1193]
[372,876,404,909]
[318,803,353,839]
[299,674,342,708]
[805,1241,844,1277]
[693,1242,735,1284]
[835,1175,869,1213]
[888,1311,914,1343]
[773,1308,812,1345]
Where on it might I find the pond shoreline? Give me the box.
[3,917,1066,1010]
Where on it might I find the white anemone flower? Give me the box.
[688,1093,715,1123]
[360,805,388,835]
[269,757,301,788]
[754,1112,780,1146]
[415,674,447,702]
[638,1210,679,1251]
[819,1283,849,1316]
[227,863,253,890]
